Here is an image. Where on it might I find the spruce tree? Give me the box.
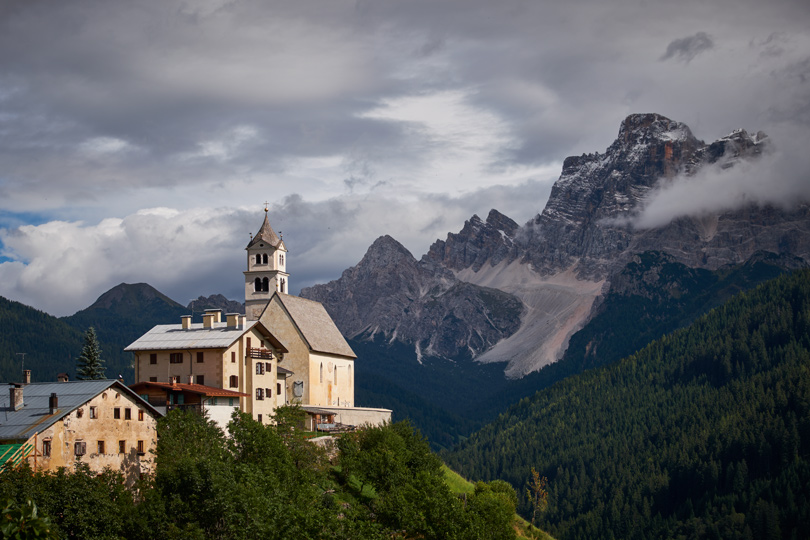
[76,327,106,380]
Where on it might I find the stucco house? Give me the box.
[125,311,289,425]
[129,380,248,432]
[0,374,160,484]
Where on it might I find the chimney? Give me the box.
[171,376,178,386]
[205,309,221,323]
[240,315,246,328]
[202,313,215,329]
[9,384,23,411]
[181,315,192,330]
[188,375,194,385]
[49,392,58,414]
[226,313,239,328]
[22,370,31,385]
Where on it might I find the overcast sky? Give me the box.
[0,0,808,316]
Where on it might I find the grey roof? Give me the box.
[247,211,282,249]
[270,293,356,358]
[0,380,161,442]
[125,321,258,352]
[277,366,294,376]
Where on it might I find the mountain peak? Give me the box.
[88,283,182,311]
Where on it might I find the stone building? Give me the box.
[0,375,160,484]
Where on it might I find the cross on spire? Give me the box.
[263,201,269,212]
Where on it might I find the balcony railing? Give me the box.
[248,348,274,360]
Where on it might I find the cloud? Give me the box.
[660,32,714,63]
[0,176,553,316]
[613,126,810,230]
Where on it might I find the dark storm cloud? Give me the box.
[1,0,809,314]
[660,32,715,63]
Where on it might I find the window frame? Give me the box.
[169,352,183,364]
[75,441,86,456]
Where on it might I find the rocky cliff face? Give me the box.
[303,113,810,376]
[301,235,524,361]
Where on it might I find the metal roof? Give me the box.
[271,294,356,358]
[0,380,161,442]
[125,321,258,351]
[130,381,248,398]
[247,211,283,249]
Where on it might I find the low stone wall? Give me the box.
[316,406,392,428]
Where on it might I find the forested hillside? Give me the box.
[0,296,85,382]
[445,269,810,540]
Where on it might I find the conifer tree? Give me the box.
[75,327,105,380]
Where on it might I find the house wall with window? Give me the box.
[129,321,287,424]
[33,385,157,483]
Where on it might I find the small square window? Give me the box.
[231,351,236,363]
[258,414,262,423]
[149,376,157,382]
[75,441,86,456]
[89,406,97,419]
[119,440,126,454]
[138,410,144,421]
[124,408,132,420]
[256,388,264,400]
[170,353,183,364]
[196,375,204,386]
[196,351,204,363]
[150,353,157,364]
[266,388,272,398]
[76,408,84,418]
[277,383,282,395]
[137,440,145,455]
[229,375,238,388]
[42,440,51,457]
[114,408,121,419]
[97,440,105,454]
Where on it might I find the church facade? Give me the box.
[126,209,390,431]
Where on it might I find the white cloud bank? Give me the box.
[617,126,810,229]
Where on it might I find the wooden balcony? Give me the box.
[248,348,274,360]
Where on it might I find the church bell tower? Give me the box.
[244,208,289,321]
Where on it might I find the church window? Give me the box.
[280,278,286,293]
[262,253,268,264]
[320,363,323,383]
[254,277,262,292]
[262,277,269,292]
[280,254,284,266]
[229,375,239,388]
[255,254,262,265]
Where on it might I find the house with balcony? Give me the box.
[125,310,290,425]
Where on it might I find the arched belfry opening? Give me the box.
[244,206,290,321]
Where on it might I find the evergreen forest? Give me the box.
[445,269,810,540]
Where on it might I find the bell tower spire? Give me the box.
[244,206,289,320]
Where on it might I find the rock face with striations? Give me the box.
[300,235,524,360]
[303,113,810,375]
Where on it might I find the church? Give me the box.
[125,209,390,432]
